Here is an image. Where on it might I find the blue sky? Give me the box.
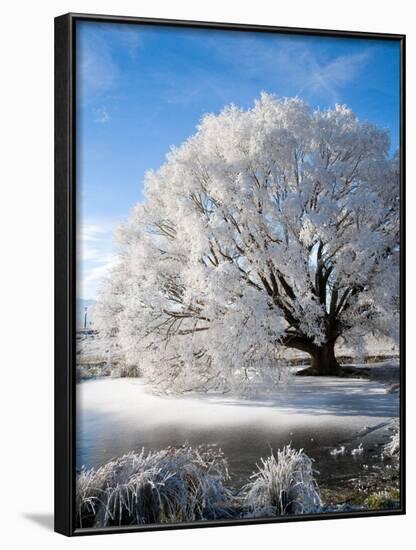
[76,21,400,300]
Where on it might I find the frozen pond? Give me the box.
[76,376,399,491]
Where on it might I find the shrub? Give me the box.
[76,445,233,528]
[243,444,322,517]
[364,489,400,510]
[76,444,324,527]
[118,364,141,378]
[384,427,400,457]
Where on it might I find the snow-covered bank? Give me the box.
[78,374,399,430]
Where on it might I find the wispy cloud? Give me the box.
[116,25,143,60]
[78,33,119,97]
[81,257,119,295]
[77,220,120,299]
[295,51,371,103]
[78,23,144,102]
[191,33,372,106]
[94,107,111,124]
[79,224,108,242]
[166,88,202,105]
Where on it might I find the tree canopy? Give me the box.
[95,94,400,392]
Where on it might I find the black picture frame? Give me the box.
[54,12,406,537]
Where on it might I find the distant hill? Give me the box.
[76,298,96,329]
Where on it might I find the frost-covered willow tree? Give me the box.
[95,94,399,392]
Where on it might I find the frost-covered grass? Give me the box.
[351,443,364,456]
[384,427,400,457]
[77,444,325,527]
[77,437,401,526]
[243,445,322,517]
[329,446,346,456]
[76,445,233,528]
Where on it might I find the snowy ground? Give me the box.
[78,370,399,426]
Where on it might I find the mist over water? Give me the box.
[76,378,399,490]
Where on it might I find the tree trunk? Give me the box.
[296,341,341,376]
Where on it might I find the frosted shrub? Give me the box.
[384,428,400,457]
[76,445,233,528]
[243,444,322,517]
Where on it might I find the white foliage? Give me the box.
[76,445,233,528]
[330,446,346,456]
[351,443,364,456]
[384,427,400,457]
[243,444,322,516]
[77,444,323,526]
[95,94,400,392]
